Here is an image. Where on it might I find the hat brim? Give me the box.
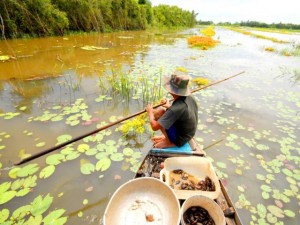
[163,75,191,96]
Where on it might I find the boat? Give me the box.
[134,138,243,225]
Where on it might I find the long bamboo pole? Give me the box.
[14,71,245,165]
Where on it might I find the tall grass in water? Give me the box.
[99,66,164,105]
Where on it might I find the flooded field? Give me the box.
[0,27,299,225]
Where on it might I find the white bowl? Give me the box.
[104,177,180,225]
[181,195,226,225]
[160,156,221,199]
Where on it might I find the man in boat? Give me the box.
[145,72,198,148]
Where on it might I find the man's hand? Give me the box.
[160,99,171,108]
[145,103,154,115]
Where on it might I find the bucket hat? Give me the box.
[163,73,191,96]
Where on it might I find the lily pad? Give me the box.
[267,205,284,218]
[110,153,124,161]
[77,143,90,153]
[0,190,17,204]
[56,135,72,145]
[96,158,111,172]
[0,209,9,223]
[17,164,39,178]
[39,165,55,179]
[30,194,53,216]
[42,209,67,225]
[16,188,31,197]
[12,204,31,220]
[80,159,95,175]
[46,154,65,165]
[123,147,133,156]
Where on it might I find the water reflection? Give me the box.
[0,28,300,225]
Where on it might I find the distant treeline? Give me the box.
[198,20,300,30]
[0,0,197,39]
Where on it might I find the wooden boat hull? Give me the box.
[134,148,243,225]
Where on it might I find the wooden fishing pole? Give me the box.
[14,71,245,165]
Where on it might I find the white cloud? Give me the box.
[150,0,300,24]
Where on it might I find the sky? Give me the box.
[150,0,300,24]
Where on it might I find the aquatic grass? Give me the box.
[227,27,289,43]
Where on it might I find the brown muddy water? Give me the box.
[0,28,299,225]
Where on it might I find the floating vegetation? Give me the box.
[0,194,68,225]
[187,36,219,50]
[265,47,275,52]
[81,45,109,51]
[192,77,210,86]
[32,98,92,126]
[200,26,216,37]
[0,55,10,61]
[117,115,149,137]
[227,27,289,43]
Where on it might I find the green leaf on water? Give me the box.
[216,162,227,169]
[109,116,117,122]
[266,213,277,223]
[96,152,109,160]
[110,153,124,161]
[237,186,245,192]
[46,154,65,165]
[36,142,46,148]
[23,175,37,188]
[80,159,95,175]
[25,215,43,225]
[267,205,284,218]
[0,190,16,204]
[106,145,117,154]
[123,148,133,156]
[132,152,142,159]
[19,106,27,111]
[0,182,11,194]
[42,209,67,225]
[261,184,272,192]
[39,165,55,179]
[106,140,116,146]
[51,115,64,122]
[12,204,31,220]
[96,143,106,152]
[257,204,267,218]
[18,149,31,160]
[56,134,72,145]
[30,194,53,216]
[0,208,9,223]
[17,164,39,178]
[85,147,98,156]
[262,191,270,199]
[284,209,295,217]
[77,143,89,153]
[96,158,111,172]
[256,174,265,181]
[66,151,80,161]
[16,187,31,197]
